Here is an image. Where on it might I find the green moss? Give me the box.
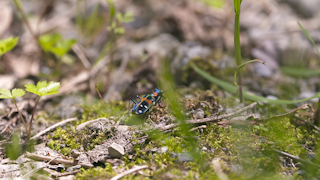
[253,117,308,155]
[47,127,81,155]
[75,163,115,180]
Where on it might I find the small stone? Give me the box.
[266,95,278,100]
[230,164,243,174]
[296,170,306,175]
[71,149,81,158]
[178,153,194,162]
[108,143,125,158]
[194,109,205,119]
[66,165,81,172]
[160,146,168,153]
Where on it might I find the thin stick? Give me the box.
[110,165,149,180]
[12,99,28,134]
[12,0,38,42]
[28,96,41,139]
[273,149,320,168]
[31,117,78,140]
[43,168,81,178]
[160,102,257,131]
[72,44,91,69]
[294,116,320,131]
[25,152,93,168]
[22,156,59,179]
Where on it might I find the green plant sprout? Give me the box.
[0,81,60,139]
[0,37,19,57]
[234,0,243,102]
[39,34,76,59]
[108,12,134,35]
[0,88,27,131]
[98,0,133,61]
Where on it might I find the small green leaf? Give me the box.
[0,89,12,99]
[39,34,76,57]
[25,83,38,95]
[0,88,25,99]
[25,81,60,96]
[50,39,76,57]
[12,89,25,98]
[39,34,62,52]
[0,37,19,56]
[5,132,22,160]
[200,0,224,8]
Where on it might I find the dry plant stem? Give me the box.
[313,99,320,126]
[273,149,320,168]
[44,168,81,178]
[30,117,78,140]
[12,99,28,135]
[12,0,38,42]
[25,152,94,168]
[110,165,149,180]
[22,156,59,179]
[36,0,54,33]
[95,86,106,105]
[294,116,320,131]
[28,96,41,139]
[72,44,91,69]
[161,102,257,131]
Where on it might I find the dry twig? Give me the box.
[110,165,149,180]
[44,168,81,178]
[21,155,59,179]
[273,149,320,168]
[25,152,93,168]
[160,102,258,131]
[72,43,91,69]
[31,117,78,140]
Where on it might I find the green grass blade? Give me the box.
[298,22,320,60]
[281,66,320,78]
[191,63,320,104]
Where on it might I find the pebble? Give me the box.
[178,152,194,162]
[108,143,125,158]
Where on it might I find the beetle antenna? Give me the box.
[130,97,136,104]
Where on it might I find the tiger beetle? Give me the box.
[130,88,163,115]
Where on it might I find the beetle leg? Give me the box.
[137,95,141,99]
[130,97,136,104]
